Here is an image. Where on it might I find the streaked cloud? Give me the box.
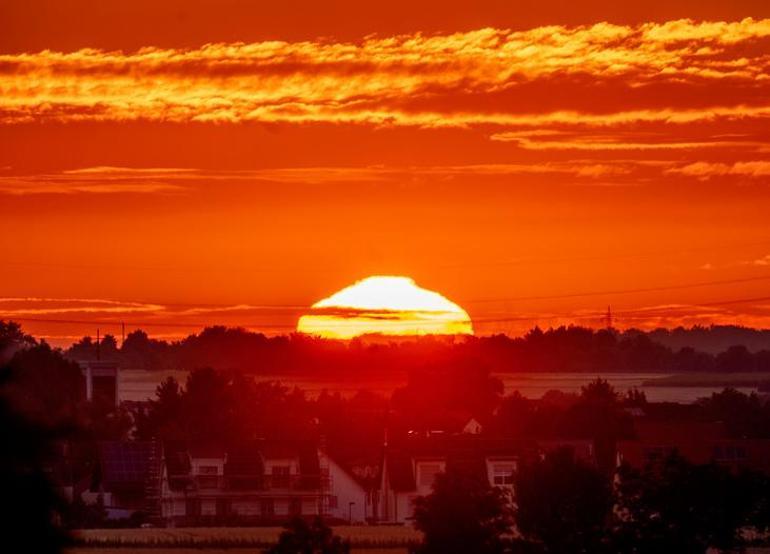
[0,297,302,321]
[7,156,770,196]
[0,297,164,315]
[0,170,186,195]
[0,162,673,195]
[665,161,770,179]
[1,19,769,129]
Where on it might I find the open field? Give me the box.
[73,526,420,549]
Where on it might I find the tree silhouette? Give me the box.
[413,467,514,554]
[514,448,613,554]
[268,517,350,554]
[614,454,769,554]
[0,397,69,553]
[0,342,84,425]
[0,319,35,363]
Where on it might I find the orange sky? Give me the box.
[2,1,770,345]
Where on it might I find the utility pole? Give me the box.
[96,328,101,361]
[604,306,613,329]
[121,321,126,347]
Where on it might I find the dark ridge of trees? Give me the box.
[648,325,770,355]
[42,322,770,376]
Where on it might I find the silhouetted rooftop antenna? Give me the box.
[604,306,613,329]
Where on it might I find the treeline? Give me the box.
[63,324,770,374]
[649,324,770,354]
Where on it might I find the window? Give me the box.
[185,498,201,517]
[261,498,275,517]
[272,465,291,488]
[418,463,443,487]
[328,495,338,509]
[289,497,303,516]
[715,445,749,461]
[644,446,668,463]
[492,463,515,486]
[216,498,231,517]
[196,465,220,489]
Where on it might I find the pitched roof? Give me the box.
[383,435,535,492]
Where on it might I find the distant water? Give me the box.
[495,372,758,403]
[118,370,759,404]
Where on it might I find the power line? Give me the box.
[6,290,770,332]
[464,274,770,304]
[6,272,770,315]
[6,237,770,275]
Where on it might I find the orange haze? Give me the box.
[2,1,770,345]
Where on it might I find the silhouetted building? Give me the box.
[78,360,120,407]
[617,419,770,473]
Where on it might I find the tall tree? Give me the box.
[413,467,514,554]
[514,448,613,554]
[0,396,69,553]
[0,342,84,426]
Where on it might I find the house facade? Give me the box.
[158,440,329,525]
[378,435,596,524]
[319,450,372,523]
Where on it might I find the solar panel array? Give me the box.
[100,441,154,487]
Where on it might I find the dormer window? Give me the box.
[418,462,444,488]
[492,463,515,486]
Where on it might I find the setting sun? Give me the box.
[296,276,473,339]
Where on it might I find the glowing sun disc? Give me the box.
[297,275,473,339]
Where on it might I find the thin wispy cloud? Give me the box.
[5,158,769,195]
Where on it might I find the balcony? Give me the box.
[182,473,328,492]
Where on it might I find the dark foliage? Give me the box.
[614,453,770,554]
[514,448,613,554]
[413,467,514,554]
[56,323,770,376]
[268,517,350,554]
[0,396,69,553]
[0,342,84,425]
[0,320,35,363]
